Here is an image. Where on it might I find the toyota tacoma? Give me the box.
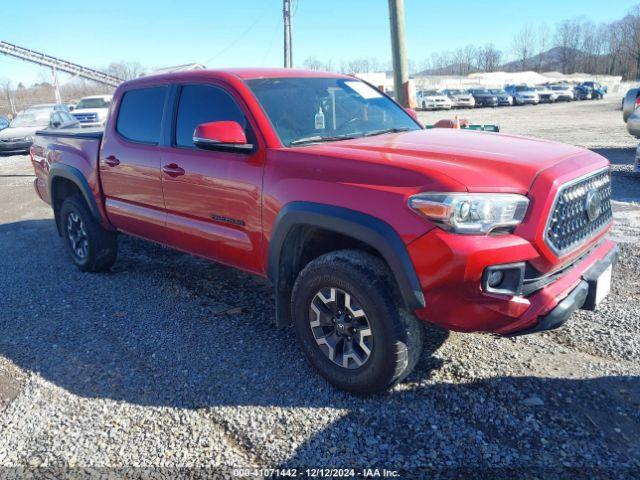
[30,69,618,394]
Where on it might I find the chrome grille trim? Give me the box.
[544,167,612,257]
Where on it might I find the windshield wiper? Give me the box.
[289,134,360,146]
[363,127,412,137]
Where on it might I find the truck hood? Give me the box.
[295,129,606,193]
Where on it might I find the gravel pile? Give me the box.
[0,95,638,474]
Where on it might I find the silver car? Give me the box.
[623,88,640,172]
[442,89,475,108]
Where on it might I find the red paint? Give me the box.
[194,121,248,145]
[30,68,617,335]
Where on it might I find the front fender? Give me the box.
[267,201,426,312]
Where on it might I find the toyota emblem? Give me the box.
[584,189,602,222]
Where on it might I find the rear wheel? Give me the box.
[291,250,424,394]
[59,196,117,272]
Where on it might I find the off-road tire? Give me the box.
[291,249,424,394]
[59,195,117,272]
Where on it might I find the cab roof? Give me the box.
[123,68,352,89]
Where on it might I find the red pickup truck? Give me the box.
[30,69,618,393]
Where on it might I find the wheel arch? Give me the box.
[267,202,425,327]
[48,164,101,235]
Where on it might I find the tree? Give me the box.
[511,25,536,71]
[555,19,582,74]
[622,6,640,80]
[303,56,333,72]
[536,23,551,72]
[105,61,146,80]
[477,44,502,72]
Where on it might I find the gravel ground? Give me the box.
[0,94,639,478]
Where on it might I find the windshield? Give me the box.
[10,113,50,127]
[515,86,531,92]
[75,98,110,109]
[472,89,489,94]
[446,89,462,95]
[423,90,440,96]
[489,89,505,94]
[246,77,420,146]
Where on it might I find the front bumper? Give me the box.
[0,140,31,153]
[476,99,498,107]
[408,226,618,335]
[505,246,619,335]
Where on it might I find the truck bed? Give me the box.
[31,127,104,214]
[35,127,103,140]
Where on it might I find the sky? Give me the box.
[0,0,638,86]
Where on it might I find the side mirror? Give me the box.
[193,121,253,153]
[404,108,419,121]
[51,121,61,128]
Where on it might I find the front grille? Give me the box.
[545,168,612,256]
[73,113,98,123]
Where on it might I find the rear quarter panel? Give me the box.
[31,133,111,228]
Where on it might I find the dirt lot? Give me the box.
[0,95,638,477]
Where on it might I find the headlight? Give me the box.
[408,193,530,234]
[24,136,33,142]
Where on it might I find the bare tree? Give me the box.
[512,25,537,71]
[105,61,146,80]
[555,19,583,73]
[622,6,640,80]
[477,44,502,72]
[339,58,384,74]
[303,56,334,72]
[536,23,551,71]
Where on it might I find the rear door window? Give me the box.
[174,84,247,148]
[116,86,167,144]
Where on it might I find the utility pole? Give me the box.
[388,0,409,106]
[52,66,62,104]
[283,0,293,68]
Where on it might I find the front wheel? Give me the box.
[59,196,118,272]
[291,250,424,394]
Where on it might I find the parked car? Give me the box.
[416,90,452,110]
[0,116,10,131]
[573,85,592,100]
[581,81,605,100]
[622,87,640,123]
[72,95,112,127]
[488,89,513,106]
[549,85,574,101]
[468,88,499,107]
[623,87,640,141]
[26,103,72,113]
[535,86,558,103]
[442,89,475,108]
[30,69,618,394]
[505,85,539,105]
[0,106,79,154]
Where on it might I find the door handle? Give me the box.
[104,155,120,167]
[162,163,185,177]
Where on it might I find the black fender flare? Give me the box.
[48,164,102,231]
[267,202,426,314]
